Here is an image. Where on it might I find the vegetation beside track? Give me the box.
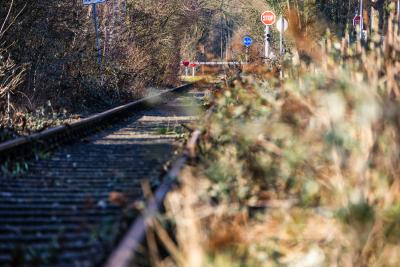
[150,13,400,267]
[0,1,226,138]
[1,0,396,141]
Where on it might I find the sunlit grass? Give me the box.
[153,12,400,267]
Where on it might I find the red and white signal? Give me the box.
[353,15,361,26]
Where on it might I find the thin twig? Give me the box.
[0,0,14,37]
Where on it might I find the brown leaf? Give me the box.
[109,192,127,207]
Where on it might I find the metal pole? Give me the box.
[7,92,10,124]
[370,6,374,34]
[225,36,228,61]
[398,0,400,34]
[92,4,102,66]
[398,0,400,20]
[220,4,224,61]
[246,47,249,63]
[359,0,363,41]
[398,0,400,14]
[185,67,188,77]
[264,25,270,60]
[280,18,284,55]
[192,67,195,77]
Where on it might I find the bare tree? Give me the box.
[0,0,25,124]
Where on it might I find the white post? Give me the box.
[226,32,229,61]
[280,18,284,55]
[192,67,195,77]
[264,25,270,60]
[398,0,400,20]
[370,6,374,33]
[7,92,10,124]
[359,0,363,41]
[92,3,102,66]
[398,0,400,14]
[185,67,188,77]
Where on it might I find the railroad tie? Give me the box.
[0,89,203,267]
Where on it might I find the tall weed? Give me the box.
[160,11,400,267]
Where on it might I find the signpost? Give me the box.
[190,63,197,77]
[243,36,253,62]
[276,17,288,55]
[261,11,276,59]
[182,60,190,76]
[83,0,107,65]
[6,92,10,125]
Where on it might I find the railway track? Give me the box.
[0,84,203,267]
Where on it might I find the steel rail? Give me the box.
[104,108,214,267]
[104,129,201,267]
[0,84,192,163]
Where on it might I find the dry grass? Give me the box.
[0,0,218,134]
[147,10,400,267]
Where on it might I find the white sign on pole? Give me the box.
[276,17,288,32]
[276,17,288,55]
[83,0,106,5]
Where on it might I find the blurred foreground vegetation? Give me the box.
[154,7,400,267]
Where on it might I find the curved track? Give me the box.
[0,87,203,267]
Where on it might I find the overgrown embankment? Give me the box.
[152,12,400,267]
[0,0,214,138]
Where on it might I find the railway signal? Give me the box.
[353,15,361,27]
[266,33,272,43]
[83,0,107,66]
[182,60,190,67]
[182,60,190,76]
[261,11,276,60]
[190,63,197,77]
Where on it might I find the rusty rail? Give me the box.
[103,129,202,267]
[0,84,192,163]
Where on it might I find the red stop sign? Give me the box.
[353,15,361,26]
[182,60,190,67]
[261,11,276,26]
